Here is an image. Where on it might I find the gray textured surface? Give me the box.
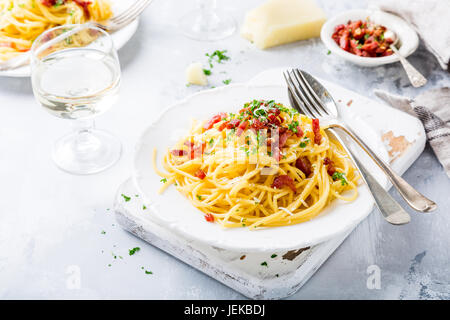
[0,0,449,299]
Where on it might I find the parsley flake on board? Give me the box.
[222,79,232,85]
[203,69,211,76]
[121,194,131,202]
[160,178,167,183]
[206,50,230,68]
[261,261,268,267]
[271,254,277,258]
[129,247,141,256]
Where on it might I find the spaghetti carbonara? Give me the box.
[0,0,112,61]
[154,100,359,229]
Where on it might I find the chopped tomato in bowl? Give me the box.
[320,9,419,67]
[332,19,394,58]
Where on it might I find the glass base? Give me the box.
[52,129,122,175]
[179,9,236,41]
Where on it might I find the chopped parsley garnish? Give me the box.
[101,230,106,235]
[196,195,202,200]
[271,254,277,258]
[327,50,331,55]
[128,247,140,256]
[209,138,214,146]
[121,194,131,202]
[222,79,232,85]
[288,121,299,133]
[206,50,230,68]
[261,261,268,267]
[299,142,307,148]
[145,270,153,275]
[143,205,147,210]
[332,172,348,186]
[160,178,167,183]
[203,69,211,76]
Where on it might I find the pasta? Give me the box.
[0,0,112,61]
[153,100,359,229]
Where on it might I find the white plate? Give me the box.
[0,0,138,77]
[320,9,419,67]
[133,83,389,252]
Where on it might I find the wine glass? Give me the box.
[179,0,236,41]
[30,24,122,175]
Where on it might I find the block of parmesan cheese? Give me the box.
[241,0,326,49]
[186,62,208,86]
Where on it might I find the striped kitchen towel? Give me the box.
[374,0,450,71]
[375,87,450,178]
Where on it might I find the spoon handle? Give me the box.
[391,45,427,88]
[327,128,410,225]
[330,123,437,213]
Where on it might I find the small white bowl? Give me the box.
[320,9,419,67]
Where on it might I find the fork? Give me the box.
[0,0,153,71]
[284,69,437,213]
[91,0,153,32]
[284,72,411,225]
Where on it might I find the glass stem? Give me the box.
[197,0,217,12]
[72,119,101,156]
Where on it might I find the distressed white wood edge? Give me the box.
[113,69,425,299]
[114,178,353,300]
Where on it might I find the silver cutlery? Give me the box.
[0,0,153,72]
[384,29,427,88]
[284,69,436,213]
[285,78,410,225]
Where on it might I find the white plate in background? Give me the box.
[0,0,139,78]
[320,9,419,67]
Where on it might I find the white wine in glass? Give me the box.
[31,25,122,175]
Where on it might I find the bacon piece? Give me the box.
[312,118,322,145]
[271,175,296,193]
[267,114,281,126]
[189,142,206,159]
[170,149,187,156]
[40,0,58,6]
[296,126,304,138]
[227,119,240,129]
[323,157,336,176]
[203,113,227,131]
[295,157,312,177]
[204,213,214,222]
[268,108,281,116]
[278,131,291,149]
[73,0,92,18]
[217,121,228,131]
[194,169,206,179]
[236,120,248,136]
[250,118,267,130]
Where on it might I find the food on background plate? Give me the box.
[332,19,394,57]
[153,100,359,229]
[0,0,112,61]
[241,0,326,49]
[186,62,208,86]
